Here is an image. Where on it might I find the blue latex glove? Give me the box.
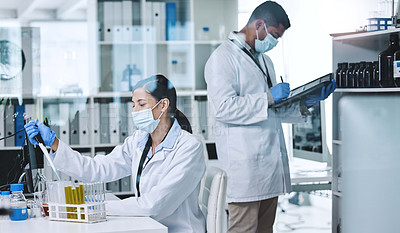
[305,80,337,106]
[24,119,56,147]
[271,82,290,103]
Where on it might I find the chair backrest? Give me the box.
[199,166,227,233]
[197,134,209,205]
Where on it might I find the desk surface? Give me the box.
[0,216,168,233]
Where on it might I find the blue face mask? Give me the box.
[255,24,278,53]
[132,100,164,133]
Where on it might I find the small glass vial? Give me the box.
[9,184,27,221]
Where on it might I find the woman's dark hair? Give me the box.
[133,74,192,133]
[247,1,290,29]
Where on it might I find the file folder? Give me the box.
[4,104,15,147]
[132,25,142,41]
[145,1,155,41]
[15,105,25,146]
[132,0,141,25]
[160,2,166,41]
[100,102,110,144]
[43,103,60,138]
[153,2,164,41]
[120,176,131,192]
[195,96,208,140]
[70,110,80,145]
[78,105,90,146]
[166,2,177,40]
[119,102,129,143]
[93,103,101,145]
[107,180,120,192]
[112,0,123,42]
[24,104,34,122]
[108,102,120,145]
[126,102,136,136]
[122,0,133,41]
[207,100,216,142]
[98,0,104,41]
[103,1,114,41]
[59,103,70,144]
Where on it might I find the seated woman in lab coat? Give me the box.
[24,75,207,233]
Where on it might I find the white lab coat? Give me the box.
[51,120,206,233]
[204,32,306,203]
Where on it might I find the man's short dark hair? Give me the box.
[247,1,290,29]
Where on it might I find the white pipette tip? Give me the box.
[38,142,61,181]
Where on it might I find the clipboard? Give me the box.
[272,73,334,108]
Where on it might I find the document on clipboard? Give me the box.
[272,73,334,108]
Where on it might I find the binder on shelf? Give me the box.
[103,1,114,42]
[100,103,110,144]
[145,1,155,41]
[132,0,141,26]
[93,103,101,145]
[166,2,177,41]
[207,100,216,142]
[126,102,136,136]
[69,110,80,145]
[112,0,123,42]
[160,2,166,41]
[59,103,70,144]
[177,96,193,129]
[44,104,60,138]
[98,0,104,41]
[195,96,208,140]
[108,102,120,145]
[122,0,133,41]
[15,105,25,147]
[132,25,142,41]
[24,104,34,122]
[0,104,4,147]
[78,105,90,146]
[107,180,120,193]
[120,176,131,192]
[153,2,166,41]
[119,102,129,143]
[4,104,15,147]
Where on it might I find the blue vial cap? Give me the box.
[1,191,10,195]
[203,27,209,32]
[10,184,24,192]
[172,60,178,64]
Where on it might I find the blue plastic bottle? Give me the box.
[9,184,27,221]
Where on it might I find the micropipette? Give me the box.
[34,132,61,181]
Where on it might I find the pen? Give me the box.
[280,76,284,83]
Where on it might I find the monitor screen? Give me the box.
[0,136,43,193]
[292,101,328,162]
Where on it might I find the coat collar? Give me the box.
[137,119,181,155]
[229,31,259,57]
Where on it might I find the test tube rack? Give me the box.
[48,202,106,223]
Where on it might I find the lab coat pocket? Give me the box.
[227,124,266,161]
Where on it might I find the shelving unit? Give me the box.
[43,0,237,194]
[0,0,237,195]
[332,28,400,233]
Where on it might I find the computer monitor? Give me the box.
[292,101,329,163]
[0,132,43,193]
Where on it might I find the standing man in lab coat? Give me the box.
[205,1,335,232]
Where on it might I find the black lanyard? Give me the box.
[230,39,273,88]
[136,136,152,197]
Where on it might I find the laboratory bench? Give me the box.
[0,216,167,233]
[208,158,332,193]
